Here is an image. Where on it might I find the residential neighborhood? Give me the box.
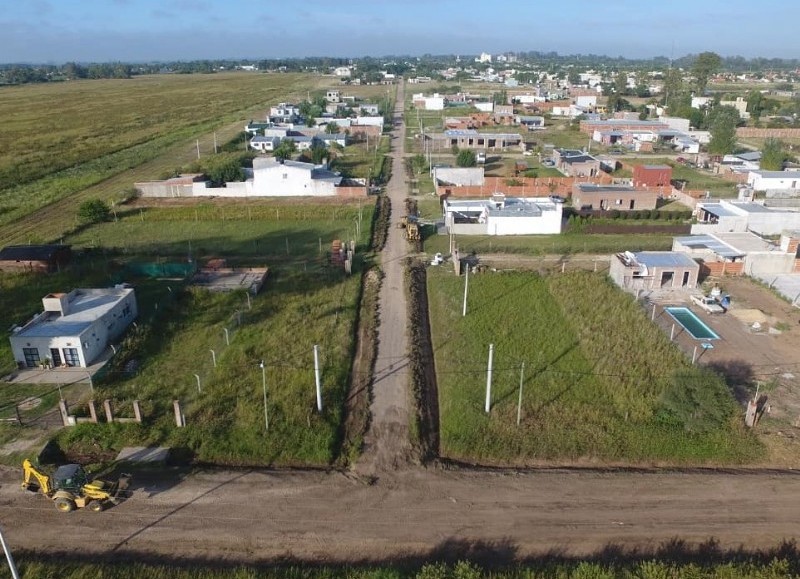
[5,8,800,575]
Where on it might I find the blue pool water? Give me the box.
[665,307,720,340]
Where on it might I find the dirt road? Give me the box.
[3,466,800,563]
[357,81,414,475]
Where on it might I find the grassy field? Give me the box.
[427,269,761,465]
[0,201,375,466]
[424,232,674,256]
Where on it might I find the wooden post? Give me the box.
[103,399,114,423]
[133,400,142,423]
[88,400,98,423]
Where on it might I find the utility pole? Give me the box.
[485,343,494,413]
[213,132,218,154]
[196,139,200,160]
[210,349,217,368]
[313,345,323,412]
[194,374,201,393]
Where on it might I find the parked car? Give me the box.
[542,159,555,167]
[690,294,725,314]
[549,195,566,203]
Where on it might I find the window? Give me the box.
[23,347,40,368]
[62,348,80,367]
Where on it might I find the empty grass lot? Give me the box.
[427,269,761,465]
[424,233,674,256]
[1,201,375,466]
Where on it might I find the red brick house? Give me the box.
[633,164,673,188]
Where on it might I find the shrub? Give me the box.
[456,149,476,167]
[639,209,652,220]
[609,209,620,219]
[77,199,111,224]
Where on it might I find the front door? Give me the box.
[50,348,62,367]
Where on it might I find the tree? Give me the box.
[456,149,477,167]
[691,51,721,93]
[708,105,740,155]
[273,139,297,161]
[761,138,788,171]
[309,141,328,165]
[77,199,111,224]
[746,90,764,121]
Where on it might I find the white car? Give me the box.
[430,252,444,266]
[690,295,725,314]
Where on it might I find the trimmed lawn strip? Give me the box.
[424,233,674,256]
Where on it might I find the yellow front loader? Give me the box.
[22,459,130,512]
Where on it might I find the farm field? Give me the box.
[0,73,324,227]
[426,269,761,465]
[0,200,376,466]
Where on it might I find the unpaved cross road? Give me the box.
[3,82,800,564]
[2,467,800,562]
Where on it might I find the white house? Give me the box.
[691,96,713,109]
[249,158,342,197]
[355,116,384,128]
[574,95,597,108]
[333,67,352,77]
[10,287,138,368]
[748,170,800,192]
[693,199,800,236]
[250,136,281,152]
[443,195,562,235]
[413,93,445,111]
[474,102,494,113]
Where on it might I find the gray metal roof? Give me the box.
[697,203,739,217]
[673,235,744,258]
[634,251,698,268]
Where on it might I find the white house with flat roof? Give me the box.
[748,170,800,192]
[443,195,562,235]
[10,287,137,368]
[693,199,800,236]
[248,158,342,197]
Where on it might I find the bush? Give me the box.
[639,209,652,220]
[609,209,620,219]
[456,149,476,167]
[77,199,111,224]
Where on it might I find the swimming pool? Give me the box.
[665,307,720,340]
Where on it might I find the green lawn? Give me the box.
[427,269,761,465]
[622,157,737,197]
[424,233,674,256]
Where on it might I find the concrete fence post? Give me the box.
[88,400,98,423]
[133,400,142,423]
[58,400,70,426]
[103,399,114,423]
[173,400,185,427]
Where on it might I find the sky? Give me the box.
[1,0,799,64]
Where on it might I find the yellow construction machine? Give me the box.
[22,459,131,512]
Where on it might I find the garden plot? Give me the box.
[426,269,761,465]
